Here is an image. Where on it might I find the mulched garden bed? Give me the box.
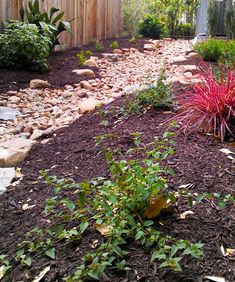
[1,77,235,281]
[0,37,150,94]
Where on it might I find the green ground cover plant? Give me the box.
[123,70,173,115]
[110,41,119,49]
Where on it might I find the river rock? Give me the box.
[84,59,98,68]
[0,107,21,121]
[72,69,96,78]
[30,79,51,89]
[0,167,15,195]
[80,81,94,91]
[0,138,34,167]
[79,98,103,114]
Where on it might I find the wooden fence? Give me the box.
[0,0,122,48]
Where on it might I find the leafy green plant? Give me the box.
[0,255,12,279]
[124,69,172,115]
[110,41,119,48]
[130,36,136,43]
[195,39,235,68]
[138,14,165,39]
[94,40,104,51]
[76,50,93,66]
[20,0,72,49]
[0,21,51,71]
[36,134,203,281]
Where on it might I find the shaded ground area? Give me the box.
[1,81,235,281]
[0,38,149,93]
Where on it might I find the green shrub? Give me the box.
[0,22,51,72]
[175,23,193,37]
[195,39,235,67]
[124,70,172,115]
[130,36,136,43]
[194,39,225,62]
[138,15,164,39]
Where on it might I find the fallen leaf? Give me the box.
[144,195,167,219]
[180,210,194,219]
[95,224,113,236]
[226,248,235,257]
[204,276,225,282]
[15,167,23,178]
[22,204,36,211]
[32,266,50,282]
[220,148,234,155]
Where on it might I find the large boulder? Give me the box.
[30,79,51,89]
[0,138,34,167]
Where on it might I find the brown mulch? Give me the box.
[0,39,235,281]
[1,89,235,281]
[0,37,149,94]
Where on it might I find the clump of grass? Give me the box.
[110,41,119,48]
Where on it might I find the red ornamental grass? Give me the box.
[175,63,235,142]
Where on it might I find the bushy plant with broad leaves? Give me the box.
[174,63,235,142]
[0,21,51,72]
[20,0,72,49]
[138,14,165,39]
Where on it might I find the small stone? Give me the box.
[30,79,51,89]
[8,96,21,104]
[72,69,96,78]
[113,49,123,54]
[30,129,44,141]
[80,81,94,91]
[0,167,15,195]
[84,59,98,68]
[90,56,99,61]
[102,53,122,62]
[129,48,139,52]
[172,56,187,63]
[7,91,18,96]
[0,107,21,121]
[79,98,103,114]
[23,124,34,134]
[144,44,155,51]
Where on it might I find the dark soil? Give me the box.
[0,37,149,94]
[1,88,235,281]
[1,39,235,282]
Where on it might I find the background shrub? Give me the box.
[175,23,193,37]
[138,15,165,39]
[194,39,225,62]
[0,22,51,72]
[195,39,235,68]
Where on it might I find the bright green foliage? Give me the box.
[94,40,104,51]
[138,15,165,39]
[130,37,136,44]
[125,70,172,115]
[20,0,72,49]
[109,41,119,48]
[194,39,235,68]
[0,22,51,72]
[76,50,93,66]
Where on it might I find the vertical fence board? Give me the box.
[0,0,122,48]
